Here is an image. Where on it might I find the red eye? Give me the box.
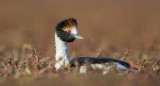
[67,30,71,33]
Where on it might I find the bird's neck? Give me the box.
[54,33,69,70]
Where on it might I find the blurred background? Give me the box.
[0,0,160,86]
[0,0,160,57]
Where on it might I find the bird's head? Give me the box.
[55,18,83,42]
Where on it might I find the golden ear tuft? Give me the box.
[56,18,77,30]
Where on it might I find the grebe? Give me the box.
[54,18,137,74]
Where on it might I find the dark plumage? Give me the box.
[55,28,76,42]
[70,57,131,69]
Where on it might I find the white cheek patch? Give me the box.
[64,27,78,34]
